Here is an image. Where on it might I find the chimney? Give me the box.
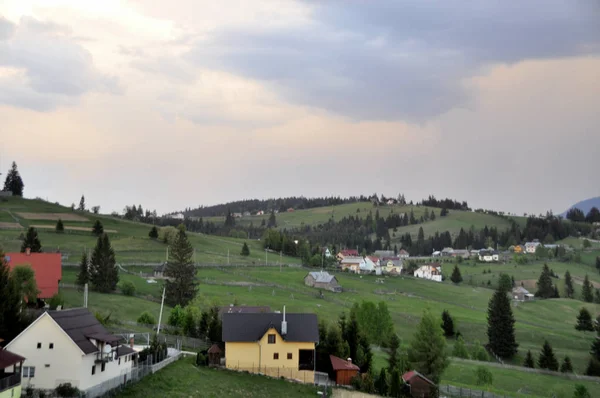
[347,358,352,363]
[25,247,31,256]
[129,338,134,349]
[281,306,287,336]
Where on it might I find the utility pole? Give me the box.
[280,251,282,272]
[227,249,229,265]
[83,283,88,308]
[265,249,268,266]
[157,287,166,335]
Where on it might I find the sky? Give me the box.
[1,0,599,216]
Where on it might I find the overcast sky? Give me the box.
[1,0,599,216]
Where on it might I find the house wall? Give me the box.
[6,314,83,390]
[409,377,433,397]
[304,275,315,287]
[79,351,134,391]
[0,385,21,398]
[336,369,358,385]
[225,328,315,383]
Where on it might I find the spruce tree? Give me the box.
[450,265,463,284]
[76,252,90,287]
[441,310,455,337]
[0,249,24,342]
[3,161,24,196]
[55,218,64,233]
[389,368,401,398]
[267,210,277,228]
[20,226,42,253]
[440,207,448,217]
[89,233,119,293]
[560,356,573,373]
[498,273,512,292]
[387,333,400,372]
[582,275,594,303]
[576,308,594,331]
[148,226,159,239]
[574,385,592,398]
[375,367,388,396]
[487,288,518,358]
[92,220,104,236]
[564,270,575,298]
[224,209,235,227]
[586,337,600,376]
[241,242,250,256]
[408,309,449,383]
[523,350,535,368]
[430,210,436,221]
[537,340,559,371]
[78,195,86,211]
[596,256,600,273]
[535,264,554,299]
[164,228,198,306]
[595,289,600,304]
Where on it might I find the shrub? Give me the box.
[47,292,64,310]
[137,311,157,325]
[196,351,207,366]
[475,366,493,386]
[159,226,178,244]
[120,281,136,296]
[55,383,80,397]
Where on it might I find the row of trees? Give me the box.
[76,233,119,293]
[523,341,573,372]
[566,207,600,224]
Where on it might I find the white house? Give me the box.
[168,213,184,220]
[414,264,442,282]
[340,257,365,273]
[398,249,410,259]
[525,241,541,254]
[322,248,332,258]
[5,308,136,393]
[361,257,377,273]
[478,250,499,262]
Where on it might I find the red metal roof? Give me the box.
[402,370,435,385]
[340,250,359,256]
[330,355,360,371]
[367,256,379,263]
[0,348,25,368]
[5,253,62,298]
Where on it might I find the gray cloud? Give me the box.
[0,16,120,111]
[0,16,15,40]
[186,0,600,121]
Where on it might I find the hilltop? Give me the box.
[561,196,600,217]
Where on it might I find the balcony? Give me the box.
[0,373,21,393]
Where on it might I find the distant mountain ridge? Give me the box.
[560,196,600,217]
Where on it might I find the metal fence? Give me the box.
[227,363,316,384]
[439,384,509,398]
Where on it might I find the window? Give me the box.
[49,343,54,349]
[36,342,41,349]
[273,353,279,360]
[101,362,106,372]
[91,365,96,375]
[268,334,276,344]
[23,367,36,378]
[118,358,121,365]
[45,364,50,368]
[287,353,293,360]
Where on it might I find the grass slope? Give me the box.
[116,357,323,398]
[0,197,299,265]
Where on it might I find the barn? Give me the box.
[304,271,342,292]
[402,370,436,398]
[329,355,359,385]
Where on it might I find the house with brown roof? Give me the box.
[402,370,436,397]
[336,249,360,261]
[0,345,25,397]
[5,308,136,393]
[329,355,359,385]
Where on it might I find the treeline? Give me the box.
[419,195,470,211]
[566,207,600,223]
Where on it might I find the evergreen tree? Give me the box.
[537,340,559,371]
[89,233,119,293]
[535,264,555,299]
[55,218,64,233]
[3,161,24,196]
[523,350,535,368]
[582,275,594,303]
[487,288,518,358]
[450,265,463,284]
[164,228,198,306]
[375,367,388,396]
[560,356,573,373]
[20,226,42,253]
[148,226,159,239]
[0,249,24,342]
[389,368,401,398]
[267,210,277,228]
[92,220,104,236]
[441,310,455,337]
[224,208,235,227]
[595,289,600,304]
[387,333,401,372]
[573,385,592,398]
[430,210,436,221]
[78,195,86,211]
[440,207,448,217]
[586,336,600,376]
[241,242,250,256]
[564,270,575,298]
[408,309,449,384]
[76,252,90,287]
[596,256,600,273]
[498,273,512,292]
[576,308,595,331]
[452,336,470,359]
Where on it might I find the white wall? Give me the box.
[79,350,133,391]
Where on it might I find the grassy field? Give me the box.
[0,197,300,265]
[116,356,325,398]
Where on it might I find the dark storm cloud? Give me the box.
[187,0,600,121]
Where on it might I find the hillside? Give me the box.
[0,197,300,265]
[561,196,600,217]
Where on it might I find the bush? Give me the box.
[475,366,493,386]
[120,281,136,296]
[159,226,178,244]
[472,341,490,362]
[55,383,80,397]
[47,292,64,310]
[196,351,207,367]
[137,311,157,325]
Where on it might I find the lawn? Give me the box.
[116,356,325,398]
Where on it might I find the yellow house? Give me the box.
[222,309,318,384]
[0,345,25,398]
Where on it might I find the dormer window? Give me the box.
[268,334,276,344]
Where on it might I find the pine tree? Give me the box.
[0,249,24,342]
[576,308,595,331]
[450,265,463,284]
[3,161,24,196]
[441,310,455,337]
[573,385,592,398]
[498,273,512,292]
[20,226,42,253]
[596,256,600,273]
[560,356,573,373]
[55,218,64,233]
[535,264,554,299]
[564,270,575,298]
[267,210,277,228]
[389,368,401,398]
[523,350,535,368]
[164,228,198,306]
[408,309,449,383]
[595,289,600,304]
[487,288,518,358]
[224,208,235,227]
[440,207,448,217]
[375,367,388,396]
[582,275,594,303]
[537,340,559,371]
[76,252,90,287]
[241,242,250,256]
[92,220,104,236]
[78,195,86,211]
[148,226,159,239]
[430,210,436,221]
[452,336,470,359]
[89,233,119,293]
[586,337,600,376]
[387,333,400,372]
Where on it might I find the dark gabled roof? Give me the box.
[0,348,25,368]
[222,313,319,343]
[208,344,222,354]
[116,345,136,357]
[48,308,122,354]
[219,306,271,316]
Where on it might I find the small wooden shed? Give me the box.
[330,355,359,385]
[402,370,435,398]
[208,344,222,366]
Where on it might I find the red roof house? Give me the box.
[402,370,436,398]
[329,355,359,385]
[339,249,359,257]
[4,252,62,299]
